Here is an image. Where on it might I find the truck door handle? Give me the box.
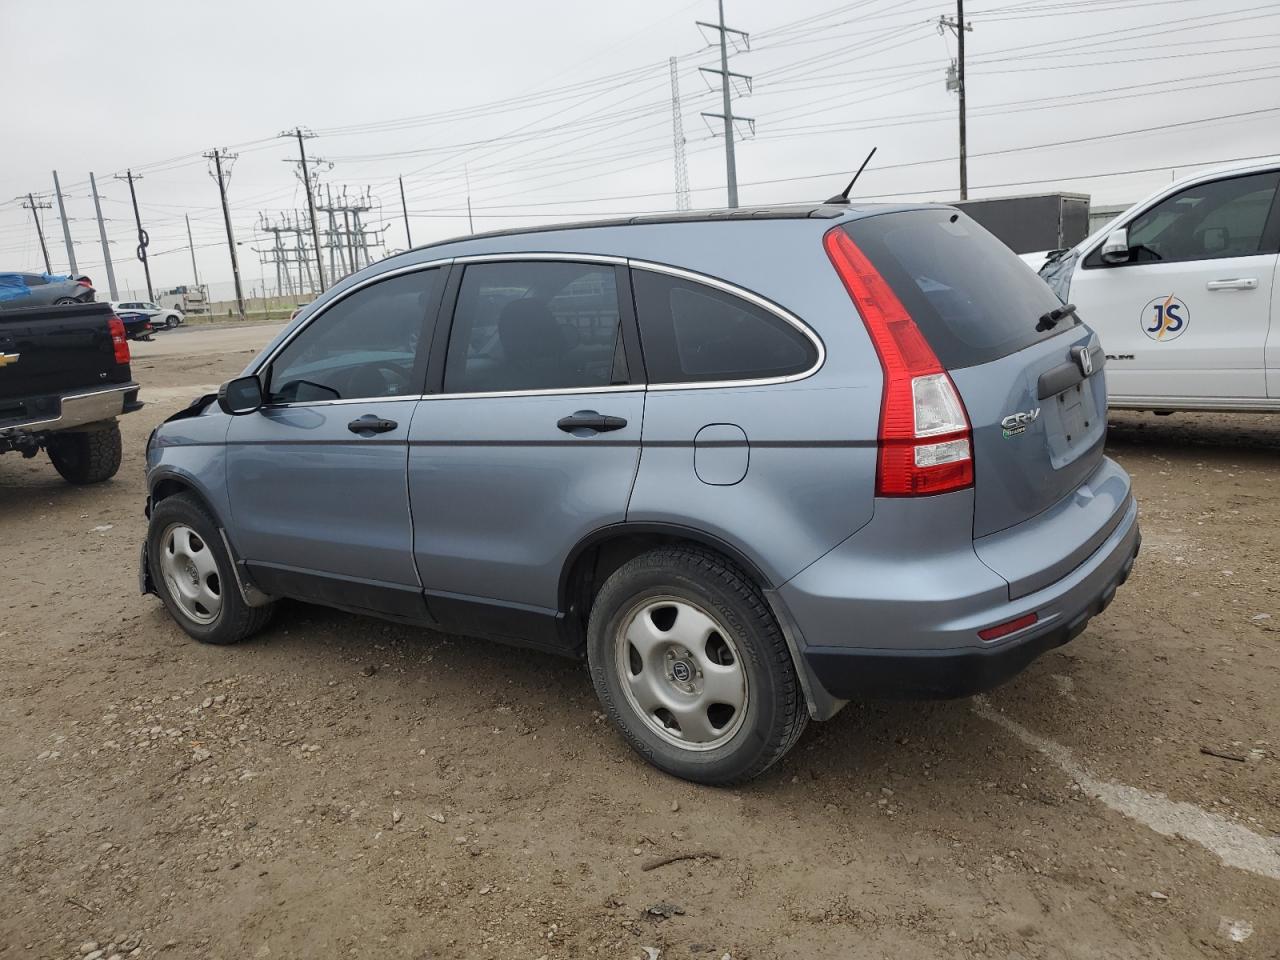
[557,410,628,433]
[1206,278,1258,290]
[347,414,398,435]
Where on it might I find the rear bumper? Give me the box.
[779,464,1140,704]
[803,525,1139,699]
[0,382,142,436]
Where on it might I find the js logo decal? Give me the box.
[1141,295,1189,341]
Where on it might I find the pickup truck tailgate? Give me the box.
[1,305,128,398]
[1,303,134,430]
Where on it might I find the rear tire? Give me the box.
[146,493,274,645]
[46,423,122,484]
[587,546,808,785]
[53,297,77,305]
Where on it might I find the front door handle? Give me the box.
[347,414,399,435]
[1206,278,1258,291]
[557,410,628,434]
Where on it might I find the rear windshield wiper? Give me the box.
[1036,302,1077,332]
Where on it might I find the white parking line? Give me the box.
[973,696,1280,882]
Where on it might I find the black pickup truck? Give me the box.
[0,303,142,484]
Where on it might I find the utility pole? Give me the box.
[204,148,246,319]
[282,127,326,290]
[669,57,691,211]
[464,163,475,234]
[20,194,52,274]
[939,3,973,199]
[115,170,153,302]
[88,173,119,300]
[399,176,413,248]
[697,3,753,208]
[51,170,79,274]
[185,214,201,294]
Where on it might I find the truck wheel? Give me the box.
[46,423,122,484]
[586,546,808,785]
[146,493,274,645]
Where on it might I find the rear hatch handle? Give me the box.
[1037,344,1105,399]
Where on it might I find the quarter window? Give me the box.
[631,270,817,384]
[444,261,624,393]
[1087,171,1280,267]
[266,269,439,403]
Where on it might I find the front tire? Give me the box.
[46,423,122,484]
[587,546,808,785]
[146,493,274,645]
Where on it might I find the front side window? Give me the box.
[1087,171,1280,267]
[266,269,439,403]
[631,269,817,384]
[444,261,623,393]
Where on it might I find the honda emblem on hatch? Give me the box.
[1073,345,1093,377]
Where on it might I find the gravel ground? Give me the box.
[1,328,1276,960]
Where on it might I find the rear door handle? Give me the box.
[347,414,398,435]
[1206,278,1258,290]
[556,410,628,433]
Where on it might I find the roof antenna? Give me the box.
[825,147,877,204]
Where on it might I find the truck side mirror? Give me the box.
[1100,227,1131,265]
[218,375,264,415]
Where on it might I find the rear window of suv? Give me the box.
[842,209,1067,369]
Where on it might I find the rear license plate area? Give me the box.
[1054,380,1097,448]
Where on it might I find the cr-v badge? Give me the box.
[1001,408,1040,438]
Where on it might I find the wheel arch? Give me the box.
[146,469,274,608]
[559,522,841,721]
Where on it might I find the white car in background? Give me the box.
[1037,159,1280,412]
[111,300,185,330]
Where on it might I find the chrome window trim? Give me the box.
[453,251,627,266]
[626,259,826,391]
[250,251,826,408]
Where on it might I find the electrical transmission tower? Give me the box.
[20,194,53,273]
[938,2,973,199]
[315,186,383,281]
[697,1,753,208]
[669,57,691,211]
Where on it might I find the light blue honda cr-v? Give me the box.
[141,204,1140,784]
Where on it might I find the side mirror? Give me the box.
[1100,227,1131,265]
[218,375,264,415]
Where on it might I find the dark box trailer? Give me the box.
[952,193,1090,255]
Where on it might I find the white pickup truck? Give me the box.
[1032,159,1280,413]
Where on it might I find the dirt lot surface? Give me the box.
[1,325,1277,959]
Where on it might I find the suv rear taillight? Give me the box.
[823,228,973,496]
[108,315,130,364]
[77,276,93,289]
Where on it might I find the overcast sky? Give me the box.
[1,0,1277,300]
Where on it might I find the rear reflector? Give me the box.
[108,316,130,365]
[823,228,974,496]
[978,612,1038,642]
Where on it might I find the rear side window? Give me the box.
[632,270,817,384]
[444,261,623,393]
[843,210,1065,370]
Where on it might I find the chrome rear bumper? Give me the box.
[0,383,141,436]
